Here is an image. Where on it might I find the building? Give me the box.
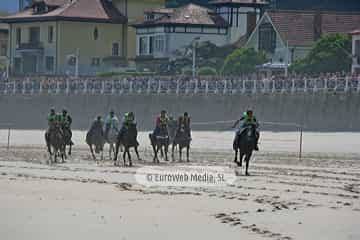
[351,29,360,74]
[0,23,9,75]
[246,10,360,67]
[132,1,268,63]
[2,0,165,76]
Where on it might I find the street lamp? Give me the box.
[192,37,200,78]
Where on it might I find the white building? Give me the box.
[351,29,360,74]
[131,1,268,61]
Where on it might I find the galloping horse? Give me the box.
[114,123,141,167]
[149,124,169,163]
[45,124,66,164]
[172,126,191,162]
[86,123,105,163]
[233,124,257,176]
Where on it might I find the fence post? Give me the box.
[345,76,349,92]
[304,78,307,92]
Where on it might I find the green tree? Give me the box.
[221,48,268,76]
[290,34,352,74]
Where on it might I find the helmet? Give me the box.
[246,109,253,116]
[184,112,188,117]
[62,109,67,115]
[50,108,55,114]
[97,115,102,121]
[110,110,114,115]
[161,110,166,114]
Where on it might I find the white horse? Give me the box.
[106,126,119,160]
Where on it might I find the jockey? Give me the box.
[62,109,72,129]
[104,110,119,140]
[153,110,168,136]
[119,112,136,138]
[178,112,191,139]
[89,115,104,136]
[62,109,74,145]
[232,109,260,151]
[47,108,56,127]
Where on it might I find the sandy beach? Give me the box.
[0,130,359,240]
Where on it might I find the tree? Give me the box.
[290,34,352,74]
[221,48,268,76]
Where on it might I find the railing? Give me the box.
[1,77,360,95]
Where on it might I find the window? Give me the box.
[46,56,54,72]
[16,28,21,45]
[139,37,148,55]
[94,28,98,40]
[149,36,154,54]
[29,27,40,43]
[0,44,6,56]
[48,26,53,43]
[91,58,100,66]
[14,57,21,73]
[112,42,119,56]
[154,35,164,52]
[259,23,276,53]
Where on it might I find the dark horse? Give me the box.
[45,124,66,164]
[149,124,169,163]
[114,123,141,167]
[62,126,73,156]
[86,122,105,162]
[172,127,191,162]
[233,124,257,176]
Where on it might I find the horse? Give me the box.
[86,122,105,163]
[45,124,66,164]
[172,127,191,162]
[149,124,169,163]
[233,124,257,176]
[105,126,118,160]
[114,123,141,167]
[62,126,73,157]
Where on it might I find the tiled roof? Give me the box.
[209,0,269,5]
[267,10,360,46]
[0,0,127,24]
[132,4,228,28]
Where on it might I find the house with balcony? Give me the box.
[131,1,268,67]
[246,10,360,71]
[1,0,132,75]
[351,29,360,74]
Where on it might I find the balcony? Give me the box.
[16,42,44,54]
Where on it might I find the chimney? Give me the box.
[314,11,322,41]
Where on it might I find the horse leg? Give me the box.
[89,145,96,161]
[123,149,127,167]
[239,151,244,167]
[68,142,72,156]
[234,148,238,164]
[171,144,175,162]
[186,145,190,162]
[114,141,120,166]
[134,146,141,161]
[164,145,168,162]
[179,146,182,162]
[245,152,252,176]
[128,150,132,167]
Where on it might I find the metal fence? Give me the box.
[1,76,360,95]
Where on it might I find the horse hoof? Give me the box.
[245,172,250,176]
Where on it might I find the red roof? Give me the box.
[0,0,127,24]
[267,10,360,47]
[132,4,228,28]
[350,29,360,35]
